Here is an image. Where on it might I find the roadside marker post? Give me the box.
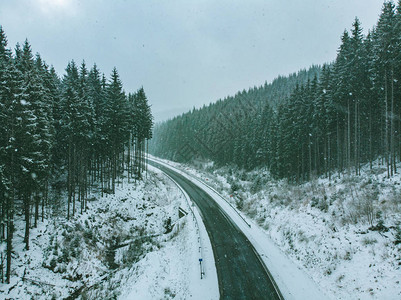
[199,258,204,279]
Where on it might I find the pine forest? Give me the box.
[0,27,153,284]
[2,1,401,299]
[150,2,401,183]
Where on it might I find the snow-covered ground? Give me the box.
[0,168,218,300]
[151,156,401,300]
[120,166,218,300]
[3,155,400,300]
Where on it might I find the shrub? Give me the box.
[361,237,377,245]
[230,182,240,193]
[123,239,146,265]
[250,176,263,194]
[72,236,81,249]
[50,257,57,270]
[71,248,77,258]
[235,196,244,210]
[324,267,333,276]
[362,184,379,225]
[311,197,318,208]
[163,217,173,234]
[343,251,352,261]
[105,236,120,269]
[369,219,388,232]
[61,247,69,263]
[313,195,329,212]
[395,223,401,245]
[84,229,93,241]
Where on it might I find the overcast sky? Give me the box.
[0,0,384,122]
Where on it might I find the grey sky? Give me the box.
[0,0,384,122]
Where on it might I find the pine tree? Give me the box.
[105,67,129,191]
[13,39,51,250]
[0,25,16,284]
[61,61,80,219]
[0,26,154,283]
[373,2,397,177]
[132,87,153,178]
[87,64,104,185]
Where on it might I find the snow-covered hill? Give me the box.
[0,169,218,299]
[3,157,400,299]
[159,158,401,299]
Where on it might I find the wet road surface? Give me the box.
[150,161,282,300]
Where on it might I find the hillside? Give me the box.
[150,2,401,181]
[149,65,321,167]
[162,157,401,299]
[0,169,211,299]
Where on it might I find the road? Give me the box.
[150,160,282,300]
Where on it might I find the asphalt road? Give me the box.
[150,160,282,300]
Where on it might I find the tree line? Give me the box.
[0,27,153,283]
[150,2,401,181]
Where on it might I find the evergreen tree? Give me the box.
[0,26,153,282]
[105,67,129,191]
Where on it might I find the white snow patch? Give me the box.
[0,169,218,300]
[150,157,328,300]
[150,156,401,299]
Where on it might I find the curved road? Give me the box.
[150,160,282,300]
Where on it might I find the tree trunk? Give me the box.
[308,135,312,180]
[41,182,47,222]
[67,141,72,220]
[127,133,131,181]
[391,67,395,175]
[347,98,351,174]
[354,99,358,175]
[146,140,148,174]
[34,193,39,228]
[24,193,30,250]
[337,114,341,173]
[6,206,13,284]
[385,71,390,178]
[112,148,116,193]
[328,134,331,181]
[369,104,372,170]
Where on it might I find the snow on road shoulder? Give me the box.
[119,165,219,300]
[1,168,218,299]
[150,157,330,300]
[151,156,401,300]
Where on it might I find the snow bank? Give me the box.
[150,157,329,300]
[120,165,219,300]
[151,156,401,299]
[0,169,218,300]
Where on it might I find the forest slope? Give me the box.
[0,169,217,299]
[150,2,401,181]
[160,157,401,299]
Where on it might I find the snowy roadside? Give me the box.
[150,157,328,300]
[150,156,401,300]
[0,169,218,300]
[119,165,218,300]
